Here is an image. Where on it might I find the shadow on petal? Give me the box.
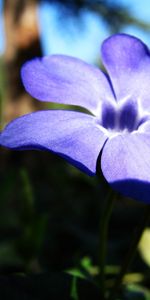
[111,179,150,204]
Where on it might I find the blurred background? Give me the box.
[1,0,150,299]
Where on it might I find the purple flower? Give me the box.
[1,33,150,203]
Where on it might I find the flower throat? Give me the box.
[101,99,140,133]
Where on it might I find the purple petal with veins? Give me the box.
[1,33,150,203]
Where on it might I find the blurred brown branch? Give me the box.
[3,0,42,124]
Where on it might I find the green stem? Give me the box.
[99,187,115,299]
[108,204,150,300]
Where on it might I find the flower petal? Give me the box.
[101,133,150,203]
[101,34,150,112]
[0,110,108,175]
[138,119,150,133]
[21,55,115,116]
